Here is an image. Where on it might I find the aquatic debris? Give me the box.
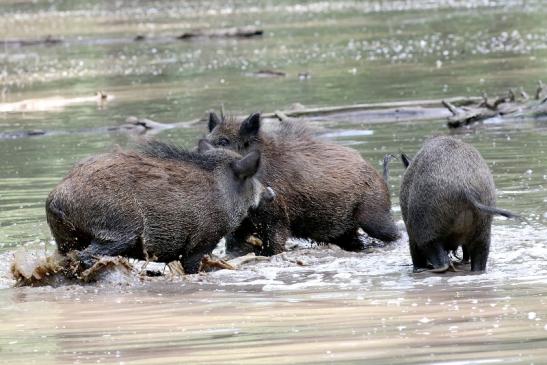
[78,256,133,283]
[1,87,542,141]
[10,249,66,287]
[226,253,271,267]
[0,96,473,140]
[199,256,236,272]
[167,261,185,276]
[177,26,263,40]
[298,72,311,80]
[443,82,547,128]
[0,91,112,113]
[0,115,191,140]
[246,70,287,78]
[10,249,133,286]
[2,35,62,47]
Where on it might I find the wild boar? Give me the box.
[46,139,268,274]
[206,112,399,256]
[400,135,518,272]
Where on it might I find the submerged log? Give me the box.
[245,70,287,78]
[2,26,262,50]
[443,84,547,128]
[2,86,545,140]
[199,256,236,272]
[0,91,111,113]
[2,35,62,47]
[0,116,195,140]
[177,26,263,40]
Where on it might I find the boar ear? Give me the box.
[198,139,214,153]
[239,112,261,138]
[208,112,222,132]
[401,152,412,169]
[231,151,261,180]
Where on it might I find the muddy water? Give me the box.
[1,1,547,364]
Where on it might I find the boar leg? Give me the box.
[409,239,429,272]
[77,235,139,268]
[462,245,470,264]
[333,231,364,252]
[423,241,450,273]
[469,229,491,272]
[181,242,220,274]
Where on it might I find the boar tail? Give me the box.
[466,193,520,219]
[382,154,397,183]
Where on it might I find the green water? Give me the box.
[1,1,547,364]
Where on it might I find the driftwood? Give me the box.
[0,96,472,140]
[10,249,133,286]
[0,91,110,113]
[2,26,263,49]
[177,26,263,40]
[442,83,547,128]
[2,87,545,140]
[245,70,287,78]
[199,256,236,272]
[0,116,195,140]
[2,35,62,47]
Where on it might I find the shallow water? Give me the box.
[1,1,547,364]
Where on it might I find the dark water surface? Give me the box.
[1,1,547,364]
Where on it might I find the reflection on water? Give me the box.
[2,273,547,364]
[1,0,547,364]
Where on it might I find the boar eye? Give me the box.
[218,138,230,146]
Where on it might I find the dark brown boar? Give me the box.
[206,112,399,256]
[45,139,266,274]
[400,135,518,272]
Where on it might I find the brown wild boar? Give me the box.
[400,136,518,272]
[206,112,399,256]
[46,139,270,274]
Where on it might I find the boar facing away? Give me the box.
[206,112,399,256]
[46,140,267,274]
[400,136,518,272]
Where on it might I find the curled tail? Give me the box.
[466,193,520,219]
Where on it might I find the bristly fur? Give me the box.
[206,112,399,257]
[276,120,312,140]
[137,140,224,171]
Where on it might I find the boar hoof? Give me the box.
[427,262,460,273]
[428,264,449,273]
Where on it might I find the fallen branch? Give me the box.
[442,85,546,128]
[263,96,481,119]
[2,26,263,49]
[177,26,263,40]
[0,116,197,140]
[199,255,236,272]
[2,87,545,140]
[2,35,62,47]
[442,100,497,128]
